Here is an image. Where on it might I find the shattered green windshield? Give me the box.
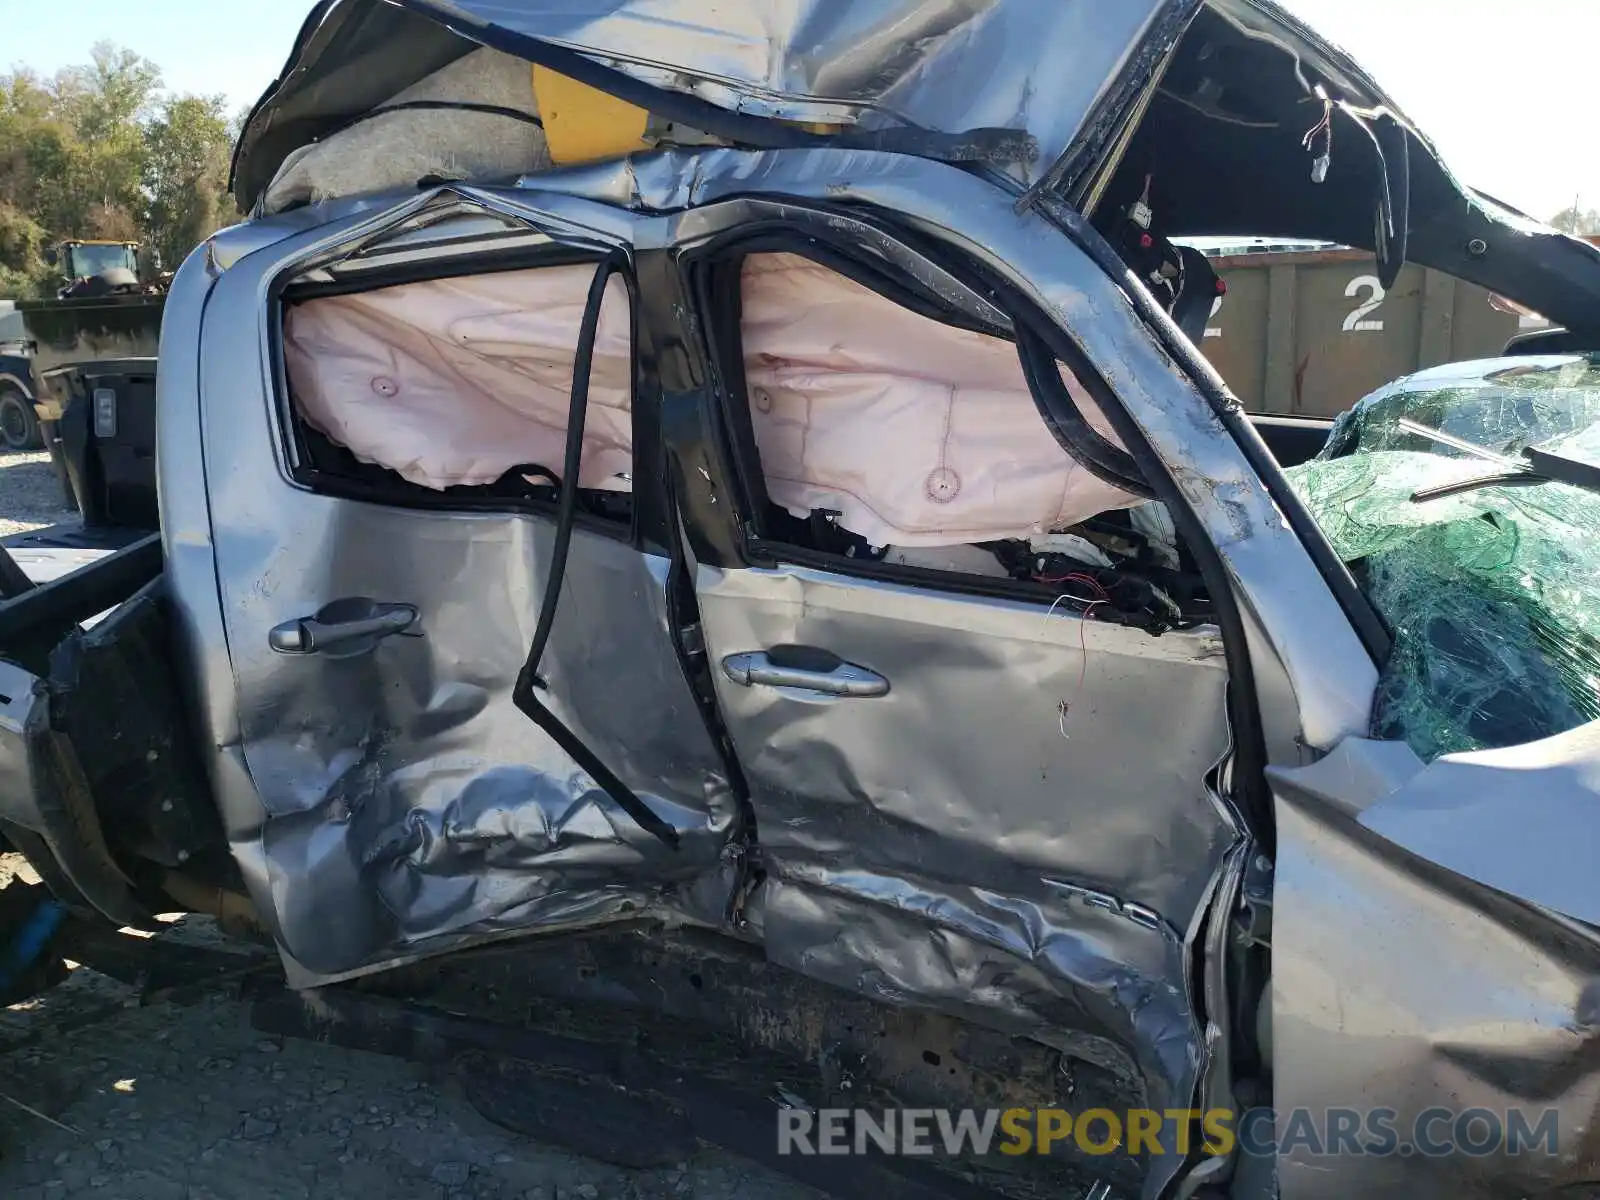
[1287,356,1600,761]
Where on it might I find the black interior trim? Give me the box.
[691,258,771,529]
[636,249,746,569]
[1171,245,1220,345]
[1016,324,1155,497]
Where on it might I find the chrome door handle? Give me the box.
[721,649,889,698]
[269,599,420,657]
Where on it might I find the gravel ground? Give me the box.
[0,964,824,1200]
[0,448,74,538]
[0,972,821,1200]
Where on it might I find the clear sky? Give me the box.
[1,0,1595,221]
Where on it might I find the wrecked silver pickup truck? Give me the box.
[3,1,1600,1198]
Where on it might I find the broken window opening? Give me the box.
[279,258,638,530]
[709,251,1214,632]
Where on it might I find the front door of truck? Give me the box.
[195,190,739,981]
[652,193,1245,1183]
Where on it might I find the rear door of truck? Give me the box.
[178,191,741,982]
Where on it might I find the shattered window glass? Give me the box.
[1287,356,1600,761]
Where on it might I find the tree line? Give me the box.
[0,42,241,298]
[1552,205,1600,237]
[2,41,1596,300]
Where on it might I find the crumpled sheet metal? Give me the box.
[191,201,737,980]
[249,0,1168,192]
[1272,785,1600,1200]
[700,561,1237,1184]
[225,512,736,978]
[1288,356,1600,761]
[182,167,1249,1122]
[1356,721,1600,929]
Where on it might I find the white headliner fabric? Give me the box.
[264,48,550,216]
[284,266,633,491]
[283,252,1140,545]
[741,253,1141,547]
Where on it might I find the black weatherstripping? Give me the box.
[1028,191,1393,667]
[1015,325,1154,497]
[511,258,681,851]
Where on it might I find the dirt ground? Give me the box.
[0,947,822,1200]
[0,449,75,538]
[0,444,824,1200]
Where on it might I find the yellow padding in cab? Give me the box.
[532,64,651,164]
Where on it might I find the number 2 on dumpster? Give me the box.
[1343,275,1386,333]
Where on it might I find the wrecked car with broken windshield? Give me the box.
[3,1,1600,1198]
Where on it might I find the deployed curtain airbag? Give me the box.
[284,265,633,491]
[740,253,1143,547]
[283,253,1143,546]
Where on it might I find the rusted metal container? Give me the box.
[1200,247,1561,416]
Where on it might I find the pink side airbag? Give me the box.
[741,254,1140,547]
[282,254,1141,548]
[284,266,633,491]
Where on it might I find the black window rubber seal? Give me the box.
[1015,323,1155,498]
[1025,192,1392,665]
[512,256,681,850]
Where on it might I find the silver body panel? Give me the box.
[1272,785,1600,1199]
[162,134,1600,1197]
[1358,722,1600,927]
[183,200,736,978]
[701,562,1234,1154]
[168,158,1278,1200]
